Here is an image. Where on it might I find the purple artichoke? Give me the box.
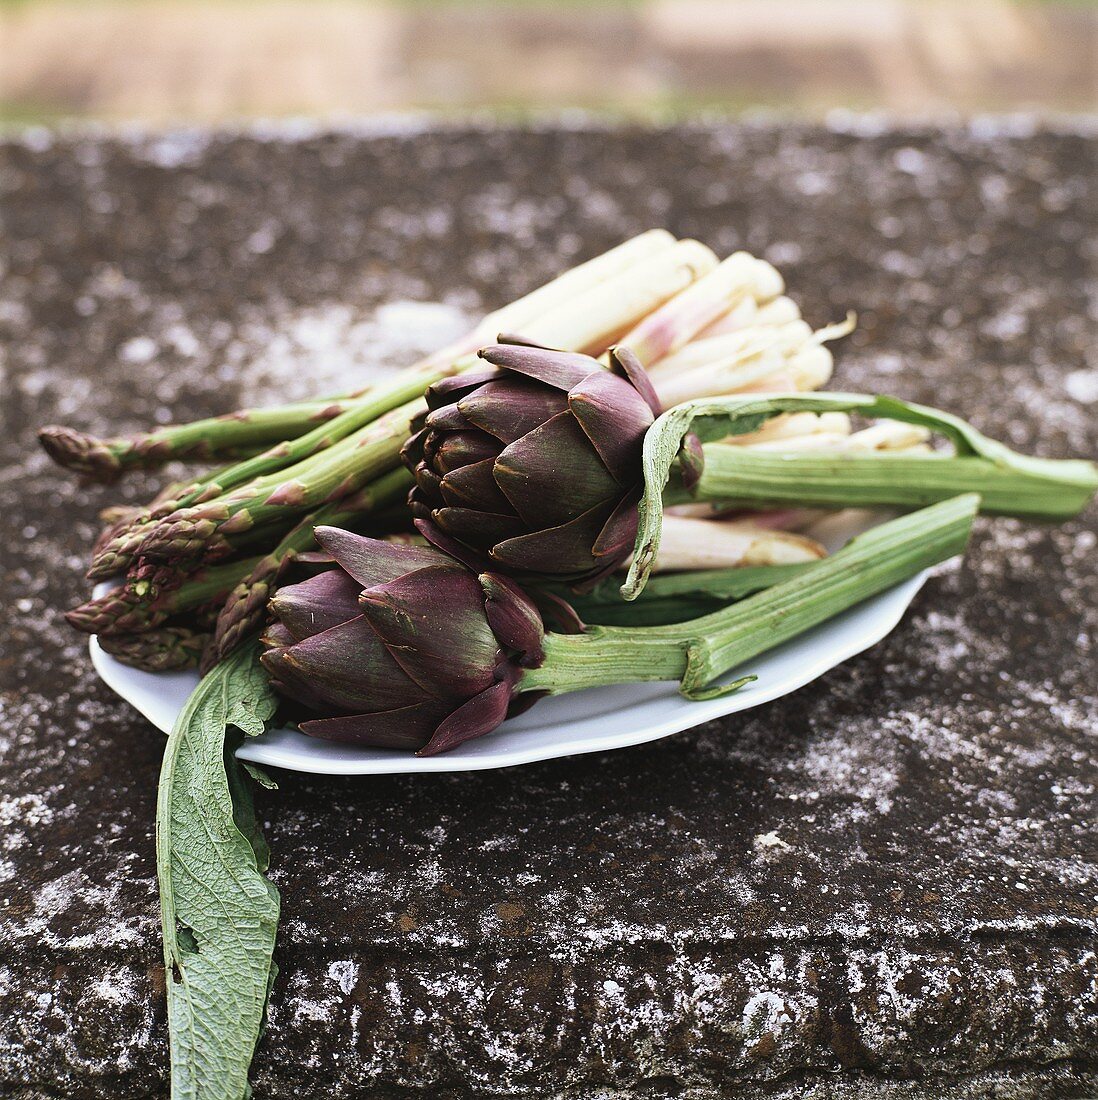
[402,337,661,588]
[259,526,548,756]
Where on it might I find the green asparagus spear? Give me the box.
[87,457,280,580]
[67,555,262,636]
[86,367,468,578]
[98,627,209,672]
[39,399,360,483]
[83,236,710,576]
[202,466,413,670]
[138,398,424,564]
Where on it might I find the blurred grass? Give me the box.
[2,0,1094,127]
[0,99,73,124]
[1,0,1093,5]
[0,0,646,5]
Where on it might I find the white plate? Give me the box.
[90,512,929,775]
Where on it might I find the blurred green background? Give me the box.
[1,0,1094,126]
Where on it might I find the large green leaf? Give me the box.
[156,641,279,1100]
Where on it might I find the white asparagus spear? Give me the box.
[776,344,834,391]
[521,239,717,356]
[636,514,826,572]
[694,293,803,340]
[647,316,815,378]
[613,252,786,366]
[483,229,677,339]
[731,340,850,396]
[843,422,933,451]
[726,411,853,445]
[741,431,861,453]
[649,322,812,403]
[730,369,800,394]
[410,232,686,374]
[742,422,932,453]
[651,305,854,375]
[652,325,844,406]
[648,307,852,392]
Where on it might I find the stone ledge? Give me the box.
[0,121,1094,1098]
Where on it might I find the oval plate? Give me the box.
[90,511,928,775]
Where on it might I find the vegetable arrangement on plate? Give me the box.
[40,230,1097,1100]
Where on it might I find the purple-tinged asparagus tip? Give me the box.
[38,426,121,482]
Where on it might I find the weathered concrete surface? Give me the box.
[0,120,1095,1099]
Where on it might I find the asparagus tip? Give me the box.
[38,426,121,482]
[64,604,100,634]
[98,627,208,672]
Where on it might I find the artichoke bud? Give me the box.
[403,336,661,589]
[260,526,552,756]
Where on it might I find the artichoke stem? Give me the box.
[520,495,978,699]
[669,444,1098,521]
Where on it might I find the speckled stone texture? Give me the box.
[1,119,1096,1100]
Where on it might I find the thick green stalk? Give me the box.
[203,466,414,669]
[624,392,1098,600]
[522,496,977,698]
[549,563,811,626]
[139,398,424,563]
[669,447,1098,519]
